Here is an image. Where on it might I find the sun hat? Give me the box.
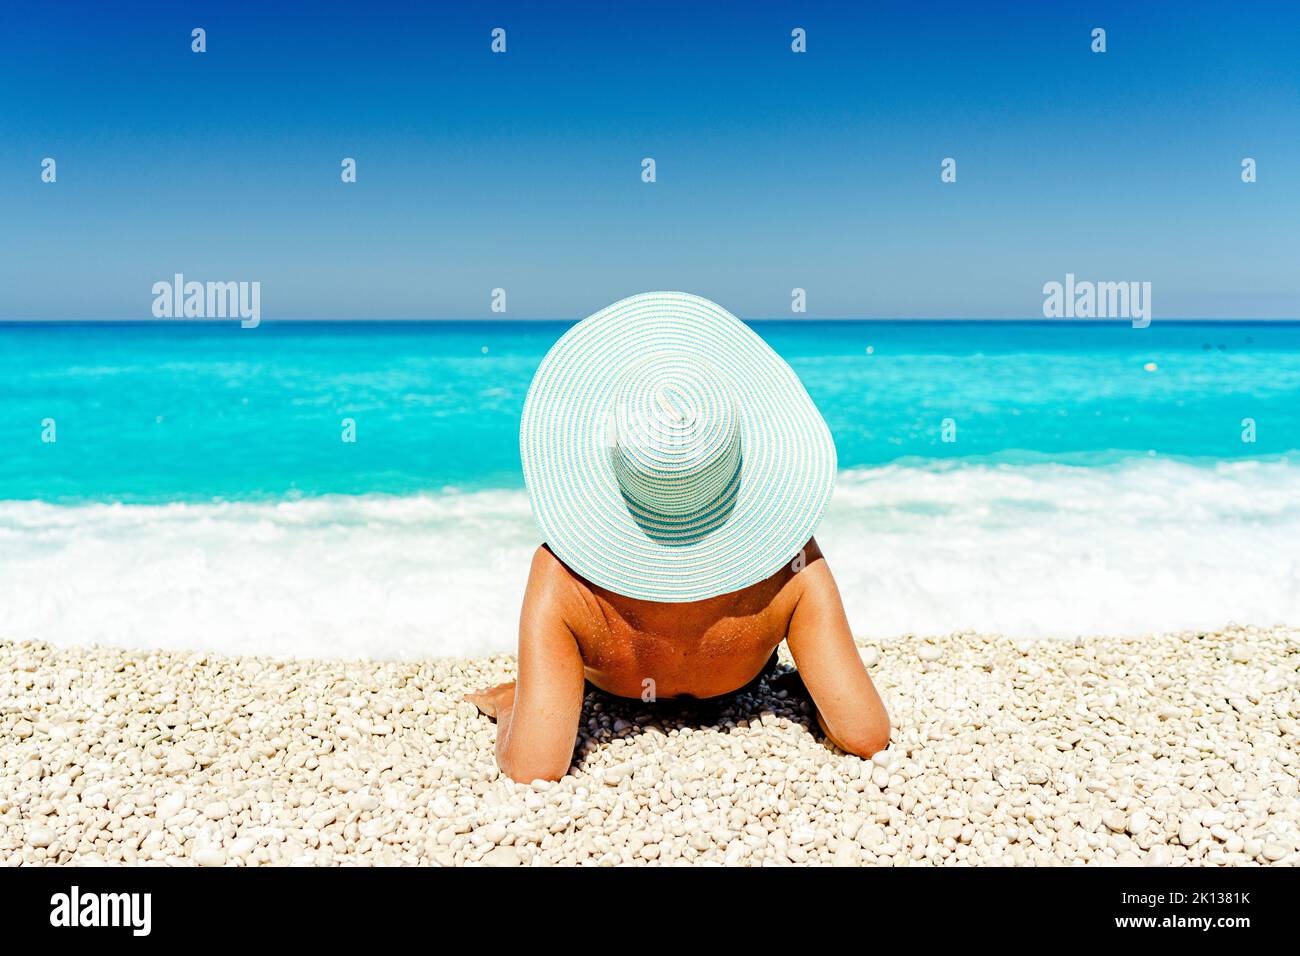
[519,291,837,602]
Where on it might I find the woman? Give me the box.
[466,292,890,782]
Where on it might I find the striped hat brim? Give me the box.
[519,291,837,602]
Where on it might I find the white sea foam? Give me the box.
[2,458,1297,659]
[825,458,1300,641]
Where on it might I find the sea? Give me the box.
[2,319,1297,659]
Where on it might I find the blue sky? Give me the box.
[1,0,1297,319]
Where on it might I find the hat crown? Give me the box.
[610,354,742,518]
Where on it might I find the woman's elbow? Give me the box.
[820,710,891,759]
[847,724,892,759]
[498,750,571,784]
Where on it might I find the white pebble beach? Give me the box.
[3,626,1297,866]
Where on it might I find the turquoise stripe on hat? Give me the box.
[519,292,837,602]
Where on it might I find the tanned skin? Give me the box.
[465,537,890,783]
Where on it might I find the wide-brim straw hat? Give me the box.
[520,291,837,602]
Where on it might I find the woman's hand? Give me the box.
[463,681,516,720]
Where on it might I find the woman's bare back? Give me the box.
[466,536,890,782]
[558,547,801,700]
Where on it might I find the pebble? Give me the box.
[1178,821,1204,846]
[2,625,1296,867]
[481,845,522,867]
[1262,843,1287,862]
[834,842,859,865]
[155,791,186,821]
[1146,845,1172,866]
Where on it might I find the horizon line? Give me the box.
[3,317,1299,326]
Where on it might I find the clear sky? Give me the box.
[1,0,1297,320]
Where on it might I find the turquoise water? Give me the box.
[3,319,1298,658]
[2,320,1297,503]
